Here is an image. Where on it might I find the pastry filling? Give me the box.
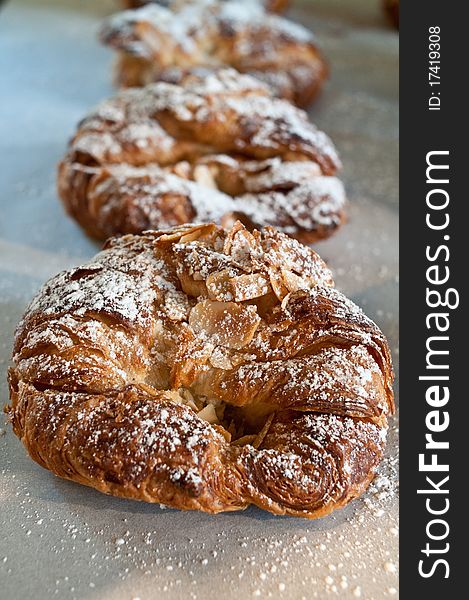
[163,386,275,448]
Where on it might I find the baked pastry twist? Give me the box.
[58,69,346,243]
[383,0,399,28]
[121,0,289,13]
[7,222,394,518]
[101,0,327,107]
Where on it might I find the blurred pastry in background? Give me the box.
[58,69,346,242]
[383,0,399,28]
[101,0,327,107]
[121,0,290,14]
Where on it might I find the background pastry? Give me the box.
[7,222,394,518]
[121,0,290,13]
[383,0,399,28]
[58,69,346,243]
[101,0,327,107]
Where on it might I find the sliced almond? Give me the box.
[232,434,257,447]
[171,334,214,389]
[210,347,233,370]
[155,224,198,245]
[214,424,232,442]
[252,413,275,448]
[206,270,270,302]
[260,228,334,290]
[164,389,186,404]
[206,269,236,301]
[253,291,279,318]
[193,164,217,188]
[136,382,161,397]
[233,273,270,301]
[178,223,219,244]
[197,404,219,424]
[177,270,207,298]
[281,269,310,293]
[268,269,289,301]
[223,221,258,267]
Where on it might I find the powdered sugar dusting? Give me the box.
[11,222,393,518]
[62,68,344,241]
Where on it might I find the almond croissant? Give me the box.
[7,222,394,518]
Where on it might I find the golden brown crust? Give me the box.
[102,0,326,107]
[7,222,394,518]
[58,69,346,242]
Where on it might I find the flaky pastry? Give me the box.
[101,0,327,107]
[7,222,394,518]
[58,69,346,243]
